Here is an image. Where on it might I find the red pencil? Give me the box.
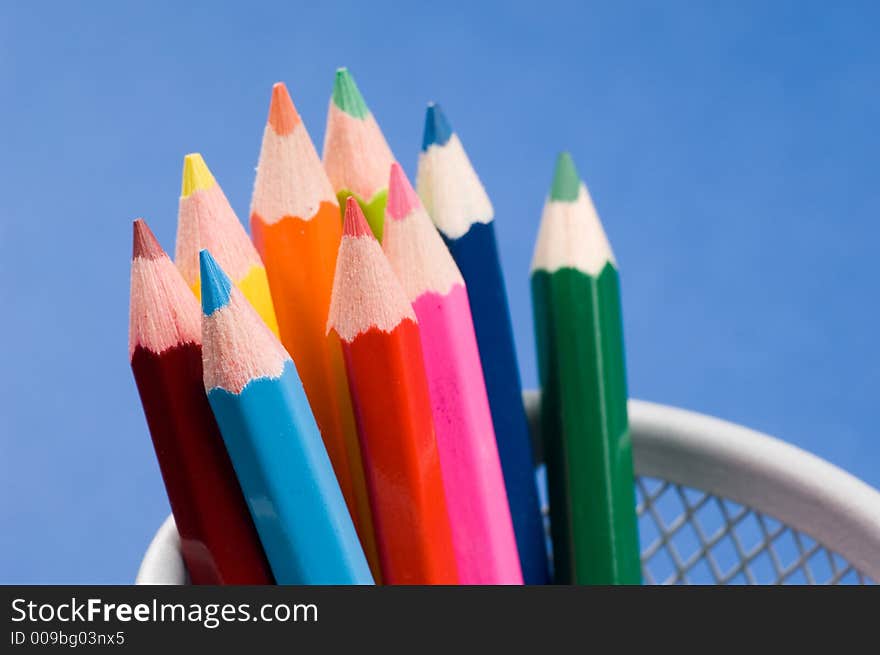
[327,198,458,585]
[129,219,273,584]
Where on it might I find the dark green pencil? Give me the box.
[530,153,640,584]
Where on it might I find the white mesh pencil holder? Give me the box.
[138,395,880,585]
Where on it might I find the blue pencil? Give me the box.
[416,103,549,584]
[199,250,373,585]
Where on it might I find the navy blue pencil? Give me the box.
[416,103,549,584]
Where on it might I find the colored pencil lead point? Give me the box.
[332,68,369,119]
[422,102,453,151]
[386,163,421,221]
[182,153,217,198]
[268,82,300,136]
[550,152,580,202]
[343,196,373,238]
[132,218,164,260]
[199,249,233,316]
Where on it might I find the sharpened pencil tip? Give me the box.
[343,196,373,238]
[386,163,421,221]
[132,218,164,260]
[182,153,216,198]
[268,82,300,136]
[332,68,369,119]
[422,102,453,151]
[550,152,581,202]
[199,249,233,315]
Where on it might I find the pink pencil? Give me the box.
[382,163,522,584]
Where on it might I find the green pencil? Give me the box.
[530,152,641,584]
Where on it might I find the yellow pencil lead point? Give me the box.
[181,153,216,198]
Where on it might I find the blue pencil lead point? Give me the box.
[199,249,233,315]
[422,102,453,151]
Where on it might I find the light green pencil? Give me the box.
[322,67,396,241]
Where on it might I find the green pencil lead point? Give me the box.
[333,68,370,119]
[550,152,581,202]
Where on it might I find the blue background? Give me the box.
[2,1,877,583]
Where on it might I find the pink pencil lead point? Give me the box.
[386,163,421,221]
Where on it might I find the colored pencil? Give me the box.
[129,219,273,585]
[175,152,279,336]
[382,163,522,584]
[530,153,641,584]
[200,250,373,585]
[249,82,380,577]
[416,103,549,584]
[327,197,458,584]
[322,68,395,241]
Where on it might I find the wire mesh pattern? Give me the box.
[635,477,875,585]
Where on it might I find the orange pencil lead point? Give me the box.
[268,83,300,136]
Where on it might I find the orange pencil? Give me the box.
[327,197,458,584]
[249,83,380,577]
[175,153,279,336]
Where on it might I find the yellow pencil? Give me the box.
[175,153,279,336]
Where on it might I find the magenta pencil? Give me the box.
[382,163,522,584]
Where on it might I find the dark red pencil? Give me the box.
[129,218,273,584]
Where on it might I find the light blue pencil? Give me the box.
[199,249,373,585]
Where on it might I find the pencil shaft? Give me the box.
[208,361,373,585]
[132,344,273,584]
[342,322,458,584]
[413,285,523,583]
[531,264,640,584]
[443,223,549,584]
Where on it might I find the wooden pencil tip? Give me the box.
[332,67,369,119]
[199,249,233,316]
[386,162,421,221]
[550,152,581,202]
[268,82,300,136]
[422,102,453,151]
[181,153,216,198]
[132,218,164,260]
[343,196,373,238]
